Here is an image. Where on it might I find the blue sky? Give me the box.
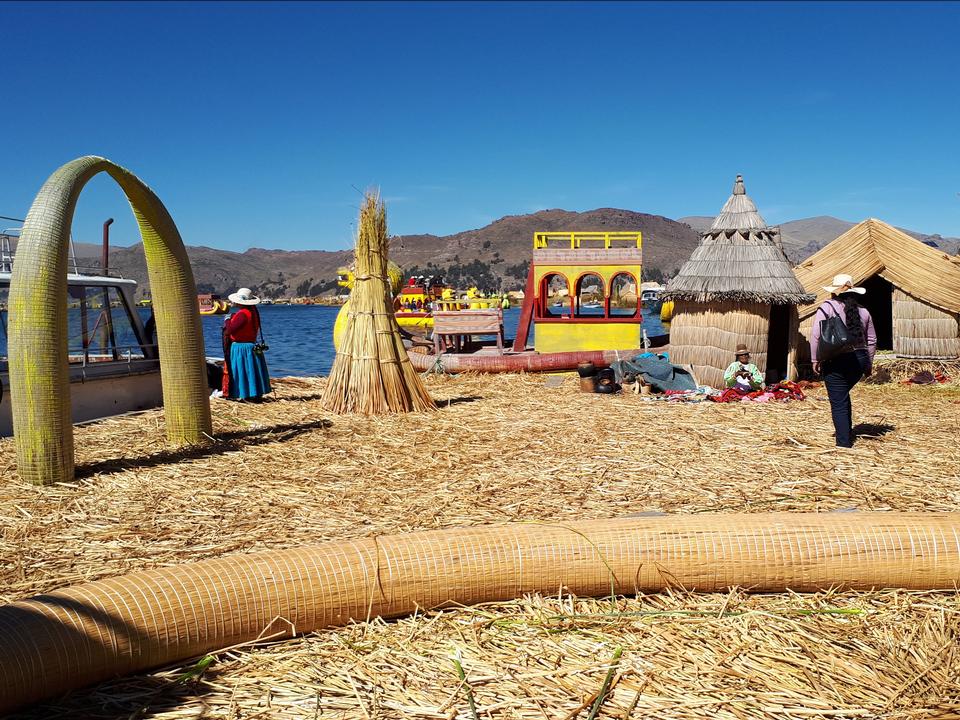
[1,1,958,251]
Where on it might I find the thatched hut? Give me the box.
[662,176,814,388]
[794,218,960,365]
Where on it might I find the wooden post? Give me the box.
[511,264,536,352]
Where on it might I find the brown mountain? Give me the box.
[72,209,957,299]
[679,215,960,263]
[76,208,701,298]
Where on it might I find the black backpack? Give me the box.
[816,302,851,361]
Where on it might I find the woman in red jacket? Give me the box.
[224,288,271,401]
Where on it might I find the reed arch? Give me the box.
[8,156,212,485]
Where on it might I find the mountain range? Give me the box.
[66,210,959,299]
[680,215,960,262]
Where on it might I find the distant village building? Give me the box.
[661,175,814,388]
[794,219,960,363]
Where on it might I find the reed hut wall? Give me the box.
[893,288,960,359]
[667,300,771,388]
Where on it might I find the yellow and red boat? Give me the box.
[198,293,230,315]
[405,231,662,373]
[333,263,509,349]
[332,231,666,373]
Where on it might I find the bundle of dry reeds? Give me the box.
[322,192,435,414]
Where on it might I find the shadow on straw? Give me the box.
[272,393,325,402]
[439,396,484,408]
[852,423,895,440]
[75,420,332,478]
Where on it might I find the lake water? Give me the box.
[148,305,668,377]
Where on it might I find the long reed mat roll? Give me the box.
[2,512,959,712]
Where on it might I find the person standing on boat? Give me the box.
[225,288,271,402]
[810,274,876,448]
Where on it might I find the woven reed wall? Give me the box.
[893,288,960,359]
[2,513,959,713]
[668,300,770,388]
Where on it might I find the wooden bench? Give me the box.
[433,309,505,355]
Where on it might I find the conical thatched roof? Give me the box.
[711,175,768,230]
[662,176,814,304]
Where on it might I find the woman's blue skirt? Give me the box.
[229,342,272,399]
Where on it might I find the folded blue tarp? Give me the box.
[610,353,697,393]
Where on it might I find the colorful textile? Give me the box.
[228,342,272,399]
[709,380,807,404]
[902,370,951,385]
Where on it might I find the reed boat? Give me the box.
[401,231,668,374]
[198,293,230,314]
[334,264,509,346]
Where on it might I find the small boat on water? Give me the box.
[334,265,509,345]
[198,293,230,315]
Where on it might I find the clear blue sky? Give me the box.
[2,1,958,251]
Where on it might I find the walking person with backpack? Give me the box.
[810,274,877,447]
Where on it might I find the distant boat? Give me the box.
[581,301,602,309]
[198,295,230,315]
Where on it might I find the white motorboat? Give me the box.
[0,221,210,437]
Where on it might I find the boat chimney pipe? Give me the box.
[102,218,114,272]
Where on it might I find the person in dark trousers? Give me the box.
[810,273,877,447]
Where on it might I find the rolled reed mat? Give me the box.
[3,512,960,712]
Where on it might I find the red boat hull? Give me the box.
[408,348,644,374]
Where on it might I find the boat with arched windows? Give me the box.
[405,231,667,373]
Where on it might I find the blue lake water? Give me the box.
[138,305,668,377]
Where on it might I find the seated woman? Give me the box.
[224,287,272,402]
[723,344,764,393]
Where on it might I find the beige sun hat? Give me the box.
[228,287,261,305]
[822,273,866,295]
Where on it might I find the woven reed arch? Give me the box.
[8,156,212,485]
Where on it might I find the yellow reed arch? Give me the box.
[8,156,212,485]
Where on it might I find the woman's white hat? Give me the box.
[228,287,261,305]
[822,273,866,295]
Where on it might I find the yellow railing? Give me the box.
[533,231,642,249]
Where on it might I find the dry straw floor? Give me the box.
[2,373,960,719]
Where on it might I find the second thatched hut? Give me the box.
[662,175,814,388]
[794,219,960,365]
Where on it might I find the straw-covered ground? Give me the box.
[2,365,960,719]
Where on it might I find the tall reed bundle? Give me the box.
[322,192,435,414]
